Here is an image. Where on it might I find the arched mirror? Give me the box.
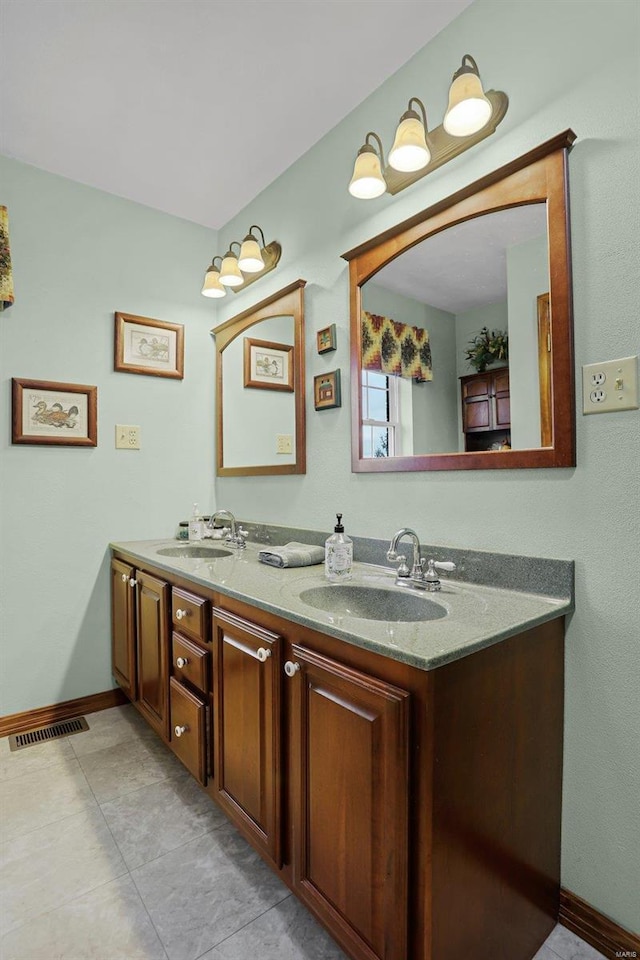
[213,280,306,476]
[342,131,576,471]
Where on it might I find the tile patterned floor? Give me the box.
[0,705,607,960]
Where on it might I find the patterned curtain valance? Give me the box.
[0,206,15,311]
[362,311,432,381]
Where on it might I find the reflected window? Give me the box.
[361,370,400,457]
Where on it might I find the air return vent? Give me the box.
[8,716,89,752]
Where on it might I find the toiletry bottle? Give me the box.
[188,503,204,541]
[325,514,353,582]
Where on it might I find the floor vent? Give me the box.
[9,716,90,752]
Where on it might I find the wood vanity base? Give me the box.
[111,550,564,960]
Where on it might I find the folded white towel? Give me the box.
[258,541,325,568]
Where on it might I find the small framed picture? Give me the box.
[12,378,97,446]
[314,369,341,410]
[316,323,337,354]
[115,312,184,379]
[244,338,294,391]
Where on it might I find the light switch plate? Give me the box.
[116,424,141,449]
[582,356,638,414]
[276,434,293,454]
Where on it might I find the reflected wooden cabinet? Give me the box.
[461,368,511,452]
[111,558,137,701]
[288,644,410,960]
[211,607,282,868]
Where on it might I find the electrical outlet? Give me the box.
[115,424,141,449]
[276,434,293,454]
[582,357,639,414]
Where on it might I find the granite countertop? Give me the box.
[110,538,572,672]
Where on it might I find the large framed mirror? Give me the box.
[213,280,306,476]
[342,130,576,471]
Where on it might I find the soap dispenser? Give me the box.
[325,514,353,582]
[188,503,204,541]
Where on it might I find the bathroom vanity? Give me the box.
[110,536,571,960]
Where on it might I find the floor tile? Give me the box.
[102,775,228,869]
[201,894,349,960]
[0,735,76,783]
[69,704,155,758]
[534,946,564,960]
[0,875,167,960]
[78,732,184,803]
[545,924,608,960]
[0,757,96,843]
[132,826,289,960]
[0,807,127,935]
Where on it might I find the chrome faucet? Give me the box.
[206,509,248,549]
[387,528,456,591]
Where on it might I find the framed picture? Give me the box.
[314,369,341,410]
[115,312,184,379]
[243,337,294,391]
[12,378,97,446]
[316,323,337,354]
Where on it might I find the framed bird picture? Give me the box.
[114,312,184,379]
[12,378,97,446]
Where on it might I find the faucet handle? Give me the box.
[387,551,411,578]
[434,561,456,572]
[424,559,456,591]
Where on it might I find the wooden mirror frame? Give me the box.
[342,130,577,472]
[213,279,307,476]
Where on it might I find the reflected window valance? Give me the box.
[0,206,14,311]
[362,311,432,380]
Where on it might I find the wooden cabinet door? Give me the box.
[494,369,511,428]
[111,558,137,701]
[212,608,282,867]
[288,644,410,960]
[462,374,492,432]
[136,570,169,739]
[170,677,207,783]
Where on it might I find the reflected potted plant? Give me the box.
[464,327,509,373]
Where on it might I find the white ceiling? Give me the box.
[0,0,474,230]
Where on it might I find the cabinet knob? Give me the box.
[129,578,137,587]
[121,573,128,582]
[174,724,189,738]
[284,660,300,678]
[256,647,271,662]
[176,657,188,668]
[175,608,188,621]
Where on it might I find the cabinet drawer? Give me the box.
[172,587,209,643]
[172,632,209,693]
[169,677,207,783]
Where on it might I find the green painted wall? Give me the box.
[1,0,638,936]
[213,0,640,932]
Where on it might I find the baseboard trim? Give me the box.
[560,888,640,959]
[0,688,128,738]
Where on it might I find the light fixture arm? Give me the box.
[406,97,428,131]
[246,225,266,248]
[364,131,385,167]
[455,54,480,79]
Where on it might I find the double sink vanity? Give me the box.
[110,524,573,960]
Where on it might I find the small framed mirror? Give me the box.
[213,280,306,476]
[342,131,576,471]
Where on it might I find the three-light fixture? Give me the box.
[201,225,282,298]
[348,54,508,200]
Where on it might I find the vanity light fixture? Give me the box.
[348,54,508,199]
[201,225,282,298]
[201,256,226,298]
[348,132,387,199]
[388,98,430,173]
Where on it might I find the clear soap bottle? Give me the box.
[325,514,353,582]
[188,503,204,541]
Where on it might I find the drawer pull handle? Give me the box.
[284,660,300,678]
[174,724,189,738]
[175,608,189,621]
[176,657,188,668]
[121,573,128,582]
[129,578,137,587]
[256,647,271,662]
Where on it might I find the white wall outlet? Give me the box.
[276,434,293,454]
[116,424,141,449]
[582,356,639,414]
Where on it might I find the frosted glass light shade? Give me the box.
[348,148,386,199]
[201,265,226,298]
[389,116,431,172]
[219,252,244,287]
[443,72,492,137]
[238,237,265,273]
